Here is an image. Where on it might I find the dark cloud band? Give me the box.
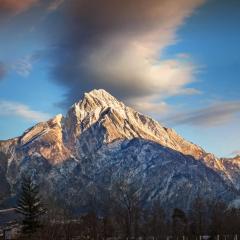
[47,0,205,107]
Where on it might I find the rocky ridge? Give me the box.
[0,89,239,210]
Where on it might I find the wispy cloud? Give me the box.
[0,100,51,122]
[164,101,240,127]
[12,53,41,77]
[13,58,32,77]
[0,53,42,79]
[47,0,65,11]
[128,96,171,118]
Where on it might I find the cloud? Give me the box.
[0,100,51,122]
[230,150,240,157]
[0,0,38,16]
[177,53,191,59]
[47,0,65,11]
[127,95,171,118]
[0,62,6,80]
[47,0,205,108]
[13,58,32,77]
[12,53,41,77]
[164,101,240,127]
[0,54,42,79]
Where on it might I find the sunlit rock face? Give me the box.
[18,114,71,165]
[220,156,240,190]
[0,89,239,210]
[63,89,207,159]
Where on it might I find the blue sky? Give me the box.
[0,0,239,157]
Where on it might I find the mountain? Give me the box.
[0,89,239,210]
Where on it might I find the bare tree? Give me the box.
[142,200,167,239]
[110,179,142,238]
[172,208,188,239]
[208,200,227,237]
[189,196,208,238]
[225,207,240,237]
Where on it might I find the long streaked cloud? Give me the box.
[48,0,205,108]
[0,0,38,17]
[164,101,240,127]
[0,100,51,122]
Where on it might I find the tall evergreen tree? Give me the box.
[16,174,46,236]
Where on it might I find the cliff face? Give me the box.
[220,156,240,190]
[0,89,239,210]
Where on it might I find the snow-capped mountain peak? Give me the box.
[61,89,205,160]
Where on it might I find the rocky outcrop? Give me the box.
[220,156,240,190]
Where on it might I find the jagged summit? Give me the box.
[84,88,118,102]
[72,89,124,112]
[63,89,207,160]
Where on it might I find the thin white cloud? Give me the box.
[11,53,41,78]
[0,100,50,122]
[47,0,64,11]
[127,96,171,119]
[177,53,191,59]
[164,101,240,127]
[13,58,32,77]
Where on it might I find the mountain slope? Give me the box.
[0,89,239,210]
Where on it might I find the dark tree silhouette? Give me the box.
[190,196,208,237]
[208,200,227,237]
[172,208,188,238]
[0,151,11,201]
[142,200,167,239]
[110,179,142,238]
[16,174,46,236]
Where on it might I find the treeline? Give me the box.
[36,198,240,240]
[16,176,240,240]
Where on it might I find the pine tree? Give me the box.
[16,174,46,236]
